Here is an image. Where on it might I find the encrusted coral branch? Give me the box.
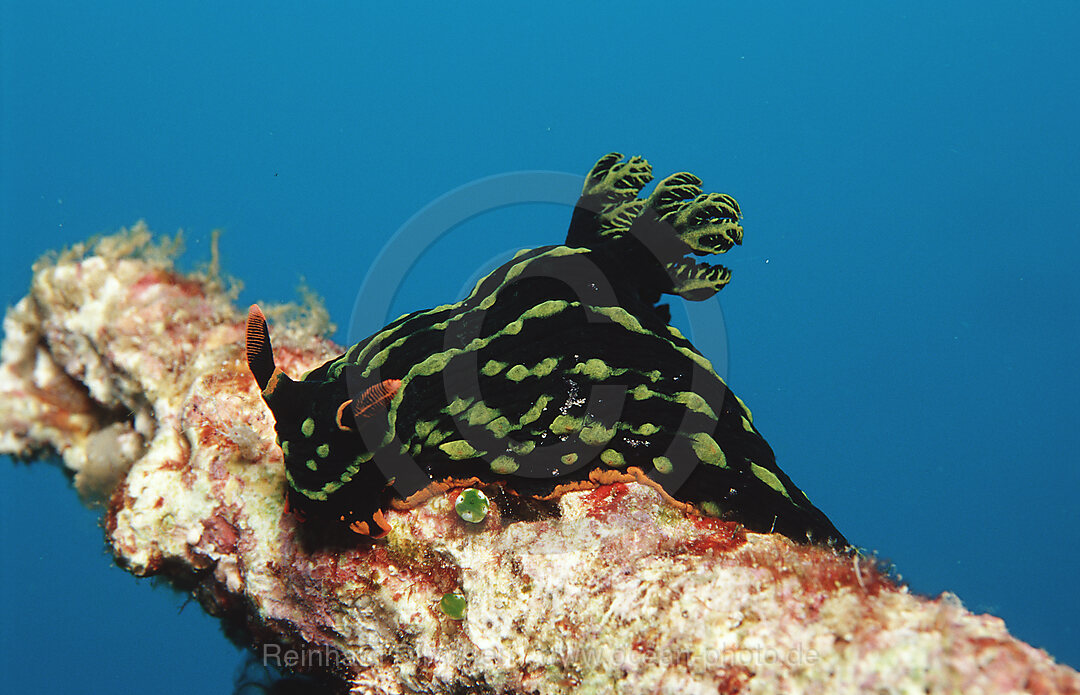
[2,224,1077,694]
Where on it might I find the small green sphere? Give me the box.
[440,592,466,620]
[455,488,490,524]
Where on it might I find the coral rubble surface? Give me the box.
[1,225,1077,694]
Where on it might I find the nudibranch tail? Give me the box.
[245,304,277,391]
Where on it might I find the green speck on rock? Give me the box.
[455,488,490,523]
[440,592,467,620]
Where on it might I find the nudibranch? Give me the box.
[246,153,847,547]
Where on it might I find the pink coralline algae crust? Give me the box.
[1,225,1078,695]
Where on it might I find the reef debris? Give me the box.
[1,224,1077,694]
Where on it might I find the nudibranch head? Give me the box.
[245,305,392,538]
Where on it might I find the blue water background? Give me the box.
[2,2,1078,691]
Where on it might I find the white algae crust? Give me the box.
[2,225,1078,695]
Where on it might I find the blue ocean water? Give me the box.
[2,2,1078,691]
